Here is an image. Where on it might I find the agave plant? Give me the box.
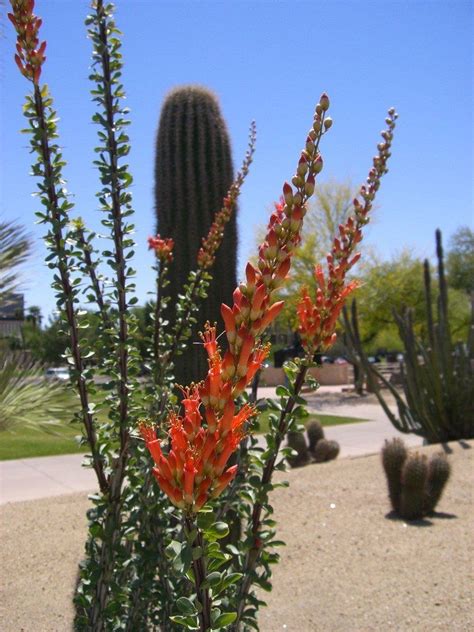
[0,352,65,432]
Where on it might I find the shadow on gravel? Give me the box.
[384,510,458,526]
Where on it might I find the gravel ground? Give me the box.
[1,441,472,631]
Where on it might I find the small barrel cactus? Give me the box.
[400,453,429,520]
[307,419,325,454]
[312,438,340,463]
[424,452,451,515]
[381,438,408,513]
[287,431,310,468]
[381,439,451,520]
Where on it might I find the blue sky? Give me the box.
[1,0,472,319]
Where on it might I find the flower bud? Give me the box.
[319,93,330,111]
[297,155,308,176]
[305,174,315,196]
[323,117,333,130]
[312,155,323,174]
[282,182,293,205]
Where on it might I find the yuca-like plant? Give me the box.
[381,438,451,520]
[0,352,64,431]
[9,1,397,629]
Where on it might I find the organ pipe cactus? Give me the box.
[342,231,474,443]
[154,85,237,387]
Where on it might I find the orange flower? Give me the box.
[148,234,174,262]
[9,1,46,84]
[296,108,398,355]
[143,95,336,513]
[139,384,255,513]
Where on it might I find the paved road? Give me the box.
[0,386,422,505]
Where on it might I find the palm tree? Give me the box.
[0,219,30,300]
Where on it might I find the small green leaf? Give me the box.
[205,521,229,540]
[213,612,237,627]
[175,596,196,615]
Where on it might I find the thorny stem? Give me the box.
[96,0,129,452]
[32,84,108,494]
[185,516,212,632]
[152,261,167,387]
[75,225,113,331]
[88,2,134,627]
[232,363,309,629]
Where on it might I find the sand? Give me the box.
[1,441,473,631]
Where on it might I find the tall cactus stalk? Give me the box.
[154,85,237,386]
[343,230,474,443]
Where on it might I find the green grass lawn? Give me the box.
[252,409,367,435]
[0,391,367,461]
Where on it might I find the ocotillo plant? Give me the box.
[381,439,451,520]
[10,1,397,630]
[343,231,474,443]
[155,86,238,387]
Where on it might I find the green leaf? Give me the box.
[205,521,229,540]
[175,597,196,615]
[213,612,237,627]
[169,614,199,629]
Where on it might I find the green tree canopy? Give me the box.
[446,225,474,295]
[353,248,470,353]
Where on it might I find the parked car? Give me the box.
[44,367,70,381]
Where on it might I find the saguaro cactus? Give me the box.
[154,85,237,386]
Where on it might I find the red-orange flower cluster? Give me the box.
[143,95,332,512]
[297,108,398,354]
[8,0,46,84]
[140,379,256,513]
[148,234,174,262]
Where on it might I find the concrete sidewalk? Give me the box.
[0,386,422,505]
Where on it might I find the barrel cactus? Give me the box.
[307,419,325,455]
[424,452,451,514]
[154,85,237,386]
[400,453,428,520]
[381,439,451,520]
[312,438,340,463]
[381,438,408,513]
[287,431,310,468]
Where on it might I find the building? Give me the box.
[0,293,24,341]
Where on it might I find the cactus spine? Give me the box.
[154,85,237,386]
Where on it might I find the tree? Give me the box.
[0,219,30,299]
[446,226,474,295]
[353,249,470,353]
